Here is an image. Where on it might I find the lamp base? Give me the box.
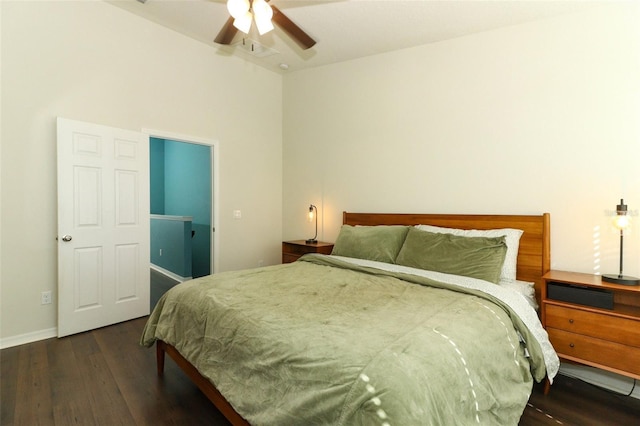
[305,239,318,245]
[602,273,640,286]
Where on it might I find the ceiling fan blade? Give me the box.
[271,5,316,50]
[214,16,238,45]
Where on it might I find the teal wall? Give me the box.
[150,138,165,214]
[150,217,192,278]
[150,138,212,278]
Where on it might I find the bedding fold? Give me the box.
[141,254,557,425]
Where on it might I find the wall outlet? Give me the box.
[41,291,52,305]
[159,248,163,256]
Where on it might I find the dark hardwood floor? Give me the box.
[150,268,179,311]
[2,316,639,425]
[525,374,640,425]
[1,317,230,426]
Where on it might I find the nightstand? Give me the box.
[541,270,640,382]
[282,240,334,264]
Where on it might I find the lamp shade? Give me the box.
[613,199,630,230]
[233,11,253,34]
[602,198,639,285]
[227,0,250,19]
[306,204,318,244]
[253,0,274,35]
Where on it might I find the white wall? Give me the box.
[0,1,283,341]
[2,1,639,347]
[283,3,640,278]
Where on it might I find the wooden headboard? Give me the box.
[343,212,551,305]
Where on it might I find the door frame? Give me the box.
[143,128,219,274]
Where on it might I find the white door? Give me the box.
[57,117,150,337]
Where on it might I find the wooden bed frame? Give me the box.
[155,212,551,426]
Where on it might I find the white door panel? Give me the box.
[57,117,149,337]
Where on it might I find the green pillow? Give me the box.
[395,227,507,284]
[331,225,409,264]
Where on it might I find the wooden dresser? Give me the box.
[282,240,334,264]
[541,270,640,380]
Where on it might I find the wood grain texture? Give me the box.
[271,5,316,49]
[282,240,334,263]
[0,317,231,426]
[542,271,640,382]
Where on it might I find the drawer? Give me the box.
[545,304,640,348]
[282,253,300,264]
[547,328,640,377]
[282,243,332,256]
[283,243,313,256]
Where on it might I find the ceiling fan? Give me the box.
[214,0,316,50]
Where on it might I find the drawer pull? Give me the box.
[569,343,575,348]
[568,319,574,324]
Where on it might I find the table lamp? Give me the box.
[306,204,318,244]
[602,199,640,285]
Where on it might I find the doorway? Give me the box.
[145,129,219,307]
[57,118,219,335]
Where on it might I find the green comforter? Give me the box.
[141,255,551,425]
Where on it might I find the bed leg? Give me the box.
[543,377,551,395]
[156,340,166,377]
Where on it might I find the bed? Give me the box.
[141,212,558,425]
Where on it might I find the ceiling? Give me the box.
[107,0,604,73]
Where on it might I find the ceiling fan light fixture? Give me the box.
[227,0,250,19]
[255,16,274,35]
[233,11,253,34]
[252,0,274,35]
[215,0,315,50]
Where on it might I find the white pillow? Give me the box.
[414,224,524,283]
[500,279,538,310]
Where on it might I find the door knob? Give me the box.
[61,235,72,242]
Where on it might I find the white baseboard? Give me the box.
[1,267,184,350]
[559,362,640,399]
[150,264,191,282]
[0,327,57,350]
